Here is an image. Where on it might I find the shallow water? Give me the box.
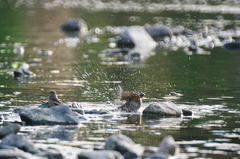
[0,0,240,158]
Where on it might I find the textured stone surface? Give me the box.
[104,134,144,159]
[16,104,79,125]
[143,102,182,117]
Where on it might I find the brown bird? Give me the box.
[117,91,145,112]
[48,90,62,107]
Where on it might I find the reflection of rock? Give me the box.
[15,104,79,125]
[143,102,182,117]
[78,150,123,159]
[28,125,79,140]
[60,18,88,37]
[122,114,142,125]
[0,124,21,139]
[104,134,144,159]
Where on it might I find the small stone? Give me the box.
[182,109,193,116]
[60,18,88,37]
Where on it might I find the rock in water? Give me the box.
[0,124,21,139]
[104,134,144,159]
[147,135,179,159]
[14,68,35,79]
[157,135,179,156]
[16,104,79,125]
[117,26,156,49]
[223,42,240,51]
[145,25,173,41]
[143,102,182,117]
[78,150,123,159]
[60,18,88,37]
[1,134,38,153]
[0,145,39,159]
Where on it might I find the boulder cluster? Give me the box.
[0,123,179,159]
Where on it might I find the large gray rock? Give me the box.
[37,147,64,159]
[78,150,123,159]
[16,104,79,125]
[104,134,144,159]
[142,102,182,117]
[146,135,179,159]
[0,145,42,159]
[0,124,21,139]
[1,134,38,153]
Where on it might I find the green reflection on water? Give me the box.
[0,1,239,158]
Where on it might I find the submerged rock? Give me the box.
[223,42,240,51]
[1,134,38,153]
[142,102,183,117]
[37,49,53,56]
[182,109,193,116]
[0,124,21,139]
[78,150,123,159]
[60,18,88,37]
[15,104,79,125]
[104,134,144,159]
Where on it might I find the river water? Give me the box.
[0,0,240,158]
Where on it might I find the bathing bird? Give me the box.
[117,91,145,112]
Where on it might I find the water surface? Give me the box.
[0,0,240,158]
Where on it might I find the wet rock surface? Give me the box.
[78,150,123,159]
[142,102,183,117]
[1,134,38,153]
[60,18,88,37]
[15,104,79,125]
[14,68,35,78]
[104,134,144,159]
[223,42,240,51]
[0,145,40,159]
[0,124,21,139]
[0,123,179,159]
